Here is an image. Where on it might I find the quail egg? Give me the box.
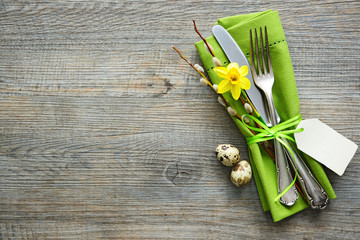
[215,144,240,167]
[231,160,252,186]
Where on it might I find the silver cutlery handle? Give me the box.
[264,91,298,206]
[274,139,299,206]
[282,139,329,209]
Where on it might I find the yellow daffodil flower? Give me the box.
[214,63,251,100]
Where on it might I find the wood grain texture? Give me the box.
[0,0,359,239]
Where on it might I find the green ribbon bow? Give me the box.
[245,114,303,145]
[243,114,303,202]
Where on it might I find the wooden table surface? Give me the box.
[1,1,359,239]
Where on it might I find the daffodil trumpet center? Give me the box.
[230,74,240,84]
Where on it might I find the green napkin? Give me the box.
[195,10,336,222]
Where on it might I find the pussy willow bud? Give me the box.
[227,106,237,116]
[242,115,250,124]
[244,103,253,114]
[204,43,214,54]
[217,96,226,107]
[212,57,222,67]
[200,78,208,86]
[194,64,204,73]
[212,84,218,92]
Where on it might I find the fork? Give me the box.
[249,27,298,206]
[250,27,329,209]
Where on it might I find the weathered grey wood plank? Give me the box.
[0,0,359,239]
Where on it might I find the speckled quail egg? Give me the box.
[231,160,252,187]
[215,144,240,167]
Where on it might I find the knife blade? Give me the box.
[212,25,279,126]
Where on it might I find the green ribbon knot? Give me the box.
[244,114,303,146]
[242,113,303,203]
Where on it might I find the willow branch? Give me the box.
[172,47,212,86]
[193,20,215,57]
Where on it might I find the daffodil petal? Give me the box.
[214,67,229,79]
[239,77,251,90]
[217,79,231,94]
[227,62,239,71]
[231,84,241,100]
[239,65,248,77]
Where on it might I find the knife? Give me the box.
[212,25,279,126]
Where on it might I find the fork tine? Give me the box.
[254,28,261,75]
[249,29,256,75]
[265,26,272,75]
[259,27,267,75]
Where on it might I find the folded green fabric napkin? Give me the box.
[195,9,336,222]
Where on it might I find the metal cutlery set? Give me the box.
[212,25,328,209]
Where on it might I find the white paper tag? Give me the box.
[294,119,358,176]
